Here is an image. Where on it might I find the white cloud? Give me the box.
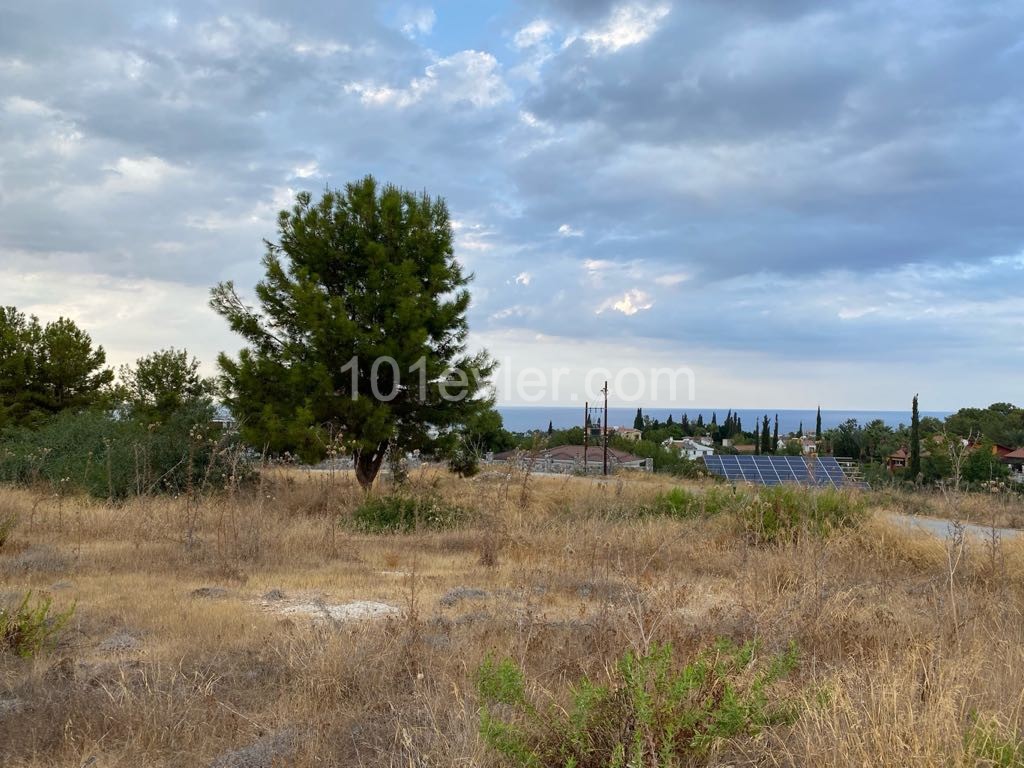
[514,271,532,286]
[654,273,688,287]
[291,161,319,179]
[345,50,510,109]
[399,7,436,37]
[514,19,553,49]
[597,289,654,316]
[558,223,583,237]
[577,2,671,54]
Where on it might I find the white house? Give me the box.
[662,437,715,460]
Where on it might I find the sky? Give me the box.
[1,0,1022,411]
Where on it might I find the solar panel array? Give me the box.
[703,455,867,489]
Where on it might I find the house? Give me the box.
[1001,448,1024,483]
[613,426,643,442]
[490,444,652,474]
[992,444,1015,458]
[887,448,908,472]
[663,437,715,460]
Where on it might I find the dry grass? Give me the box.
[1,468,1023,766]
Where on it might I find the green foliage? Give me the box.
[965,715,1024,767]
[961,443,1011,486]
[0,307,114,429]
[0,403,248,499]
[737,486,866,544]
[1,591,75,658]
[644,486,740,519]
[445,440,481,478]
[946,403,1024,447]
[910,394,921,479]
[351,491,468,533]
[211,177,495,488]
[117,347,213,422]
[826,418,863,461]
[476,640,799,768]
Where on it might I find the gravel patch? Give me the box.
[263,599,401,624]
[98,632,142,653]
[209,730,295,768]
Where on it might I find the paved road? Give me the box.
[886,513,1021,540]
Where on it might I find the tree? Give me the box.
[909,394,921,479]
[753,421,761,455]
[760,415,771,454]
[696,413,704,429]
[547,420,553,435]
[772,414,779,452]
[633,408,644,430]
[0,307,113,428]
[118,348,213,422]
[815,406,822,439]
[797,421,803,438]
[666,413,674,426]
[211,178,494,488]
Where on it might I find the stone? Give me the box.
[208,730,295,768]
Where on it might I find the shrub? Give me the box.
[965,715,1024,767]
[476,639,799,767]
[1,591,75,658]
[352,492,468,533]
[736,486,866,545]
[0,404,253,499]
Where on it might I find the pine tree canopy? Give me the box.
[210,177,495,488]
[0,306,113,428]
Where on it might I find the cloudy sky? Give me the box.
[1,0,1022,410]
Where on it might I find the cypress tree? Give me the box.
[681,413,690,434]
[754,421,760,455]
[815,406,822,439]
[696,413,704,428]
[772,414,779,453]
[761,414,771,454]
[736,415,742,434]
[667,413,674,426]
[910,393,921,479]
[633,407,644,430]
[797,421,803,438]
[547,420,553,435]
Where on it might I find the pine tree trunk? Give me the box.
[354,442,389,489]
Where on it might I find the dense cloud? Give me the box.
[0,0,1021,408]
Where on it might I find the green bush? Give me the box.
[737,486,866,544]
[965,714,1024,767]
[644,486,745,519]
[476,639,799,768]
[0,404,252,499]
[1,591,75,658]
[352,492,468,533]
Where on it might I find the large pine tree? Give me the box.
[211,178,494,488]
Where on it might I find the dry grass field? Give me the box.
[2,468,1024,767]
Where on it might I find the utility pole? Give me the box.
[583,401,588,474]
[602,380,609,476]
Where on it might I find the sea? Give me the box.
[496,406,951,435]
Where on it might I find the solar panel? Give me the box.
[702,455,867,489]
